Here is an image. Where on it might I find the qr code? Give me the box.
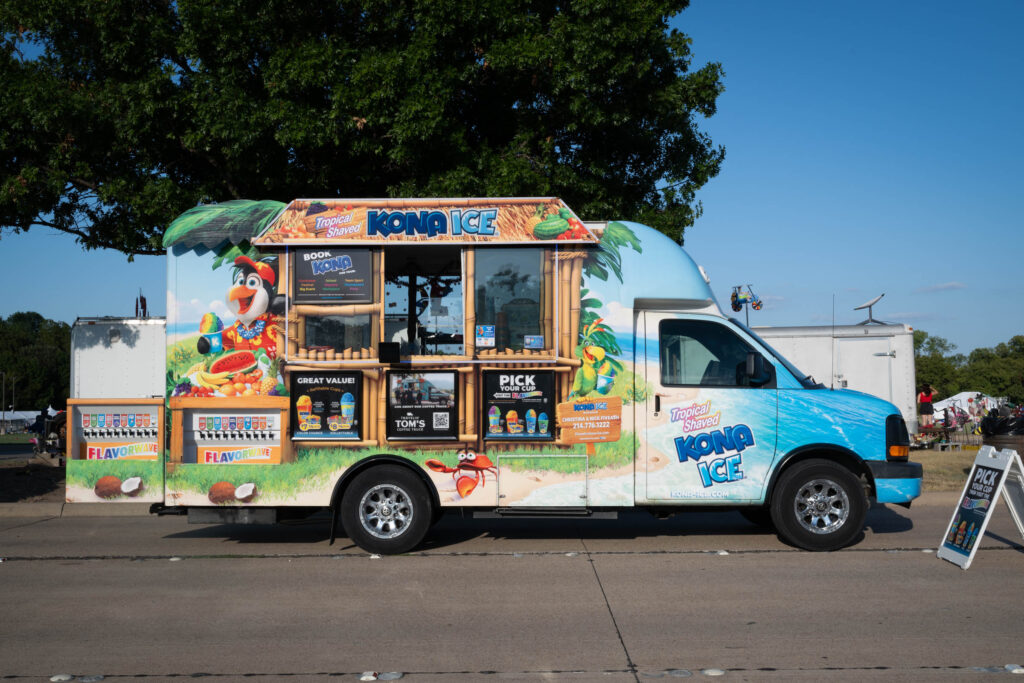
[433,412,449,430]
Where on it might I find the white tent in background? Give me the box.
[933,391,999,417]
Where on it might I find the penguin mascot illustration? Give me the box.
[198,255,284,358]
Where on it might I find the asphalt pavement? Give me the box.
[2,493,1024,681]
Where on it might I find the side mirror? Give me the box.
[744,351,774,387]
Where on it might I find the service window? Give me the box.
[384,245,464,356]
[474,248,545,351]
[659,319,754,387]
[305,314,374,353]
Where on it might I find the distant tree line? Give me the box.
[0,312,70,412]
[915,330,1024,405]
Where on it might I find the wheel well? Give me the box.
[329,454,441,512]
[766,446,875,503]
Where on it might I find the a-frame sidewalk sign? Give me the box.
[938,445,1024,570]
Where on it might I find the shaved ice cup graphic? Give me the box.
[199,313,224,353]
[339,392,355,430]
[202,331,224,353]
[296,395,313,431]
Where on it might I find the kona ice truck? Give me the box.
[64,197,921,553]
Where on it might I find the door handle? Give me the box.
[655,394,661,414]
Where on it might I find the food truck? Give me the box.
[64,197,922,553]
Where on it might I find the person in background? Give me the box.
[918,383,938,428]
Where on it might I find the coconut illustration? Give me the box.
[208,481,236,504]
[120,477,144,497]
[234,482,258,503]
[94,475,123,499]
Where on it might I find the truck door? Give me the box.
[640,312,778,503]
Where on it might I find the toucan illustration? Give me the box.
[571,345,615,397]
[198,255,284,357]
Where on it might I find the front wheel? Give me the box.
[770,459,866,551]
[339,465,432,555]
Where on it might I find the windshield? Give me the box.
[730,318,821,389]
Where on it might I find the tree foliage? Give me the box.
[914,330,1024,404]
[0,312,71,411]
[0,0,724,255]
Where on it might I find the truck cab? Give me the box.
[590,221,921,550]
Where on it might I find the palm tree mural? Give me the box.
[163,200,288,398]
[570,222,643,399]
[162,199,286,265]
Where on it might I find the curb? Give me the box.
[0,502,153,518]
[0,503,64,517]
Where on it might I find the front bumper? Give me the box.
[867,460,923,504]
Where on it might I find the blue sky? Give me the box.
[676,1,1023,352]
[1,1,1021,354]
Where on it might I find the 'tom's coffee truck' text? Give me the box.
[65,198,921,552]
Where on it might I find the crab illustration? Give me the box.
[425,449,498,498]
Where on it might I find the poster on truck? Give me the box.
[387,371,457,439]
[292,247,372,304]
[483,370,554,440]
[166,248,288,400]
[291,371,362,439]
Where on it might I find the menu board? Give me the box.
[387,371,457,440]
[483,371,554,440]
[291,371,362,440]
[293,247,372,303]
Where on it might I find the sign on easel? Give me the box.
[938,446,1024,570]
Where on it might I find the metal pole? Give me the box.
[1,372,5,435]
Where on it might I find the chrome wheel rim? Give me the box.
[793,478,849,534]
[359,483,414,540]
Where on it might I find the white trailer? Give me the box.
[753,323,918,432]
[70,317,167,399]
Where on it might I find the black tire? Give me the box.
[769,459,866,551]
[739,506,774,529]
[339,465,432,555]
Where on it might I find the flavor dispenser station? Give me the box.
[65,398,165,503]
[169,397,291,466]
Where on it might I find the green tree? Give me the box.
[0,312,71,411]
[913,330,964,398]
[962,336,1024,404]
[914,330,1024,405]
[0,0,724,255]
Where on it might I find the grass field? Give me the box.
[0,433,33,444]
[914,446,980,492]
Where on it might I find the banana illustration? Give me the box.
[195,371,230,389]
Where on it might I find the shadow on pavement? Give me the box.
[863,500,914,535]
[159,503,927,552]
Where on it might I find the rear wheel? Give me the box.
[340,465,432,555]
[770,459,866,551]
